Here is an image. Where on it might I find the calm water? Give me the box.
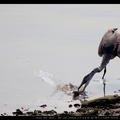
[0,4,120,115]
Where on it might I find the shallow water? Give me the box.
[0,4,120,115]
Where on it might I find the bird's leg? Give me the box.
[103,80,106,97]
[102,67,106,79]
[102,67,106,96]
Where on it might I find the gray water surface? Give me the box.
[0,4,120,115]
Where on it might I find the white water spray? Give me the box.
[34,70,57,87]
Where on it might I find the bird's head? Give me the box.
[78,73,92,92]
[107,28,118,34]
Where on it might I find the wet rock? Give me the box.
[104,111,110,116]
[10,94,120,116]
[26,110,42,116]
[74,103,80,108]
[76,107,98,116]
[115,110,120,113]
[42,110,57,115]
[26,111,34,115]
[76,108,86,113]
[69,111,74,115]
[36,110,42,114]
[39,104,47,108]
[69,104,72,108]
[73,91,79,97]
[34,110,42,115]
[64,111,68,114]
[12,109,23,116]
[32,112,37,116]
[89,108,98,115]
[76,108,81,113]
[3,113,7,116]
[59,112,70,116]
[56,110,74,116]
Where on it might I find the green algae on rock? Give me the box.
[82,95,120,108]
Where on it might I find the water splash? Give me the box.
[34,70,57,87]
[34,69,77,95]
[34,69,89,101]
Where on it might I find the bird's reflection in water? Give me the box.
[103,79,106,97]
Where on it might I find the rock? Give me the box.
[69,104,72,108]
[76,108,86,113]
[42,110,57,115]
[76,108,98,116]
[23,108,29,111]
[89,108,98,115]
[12,109,23,116]
[64,111,68,114]
[74,103,80,108]
[104,111,110,116]
[37,110,42,114]
[26,111,33,115]
[82,95,120,108]
[73,91,79,97]
[69,111,74,115]
[39,104,47,108]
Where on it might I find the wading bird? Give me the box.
[78,28,120,92]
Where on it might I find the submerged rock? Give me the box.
[74,103,80,108]
[39,104,47,108]
[73,91,79,97]
[69,104,72,108]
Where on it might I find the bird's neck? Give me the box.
[88,68,99,80]
[87,54,111,83]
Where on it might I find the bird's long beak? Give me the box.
[78,83,87,92]
[78,79,88,92]
[82,83,88,92]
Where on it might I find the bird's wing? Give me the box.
[98,38,104,57]
[117,45,120,58]
[116,34,120,57]
[98,29,118,57]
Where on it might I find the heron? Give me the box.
[78,28,120,92]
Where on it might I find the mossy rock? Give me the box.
[82,95,120,108]
[88,108,98,115]
[42,110,57,115]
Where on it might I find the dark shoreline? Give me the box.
[1,95,120,117]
